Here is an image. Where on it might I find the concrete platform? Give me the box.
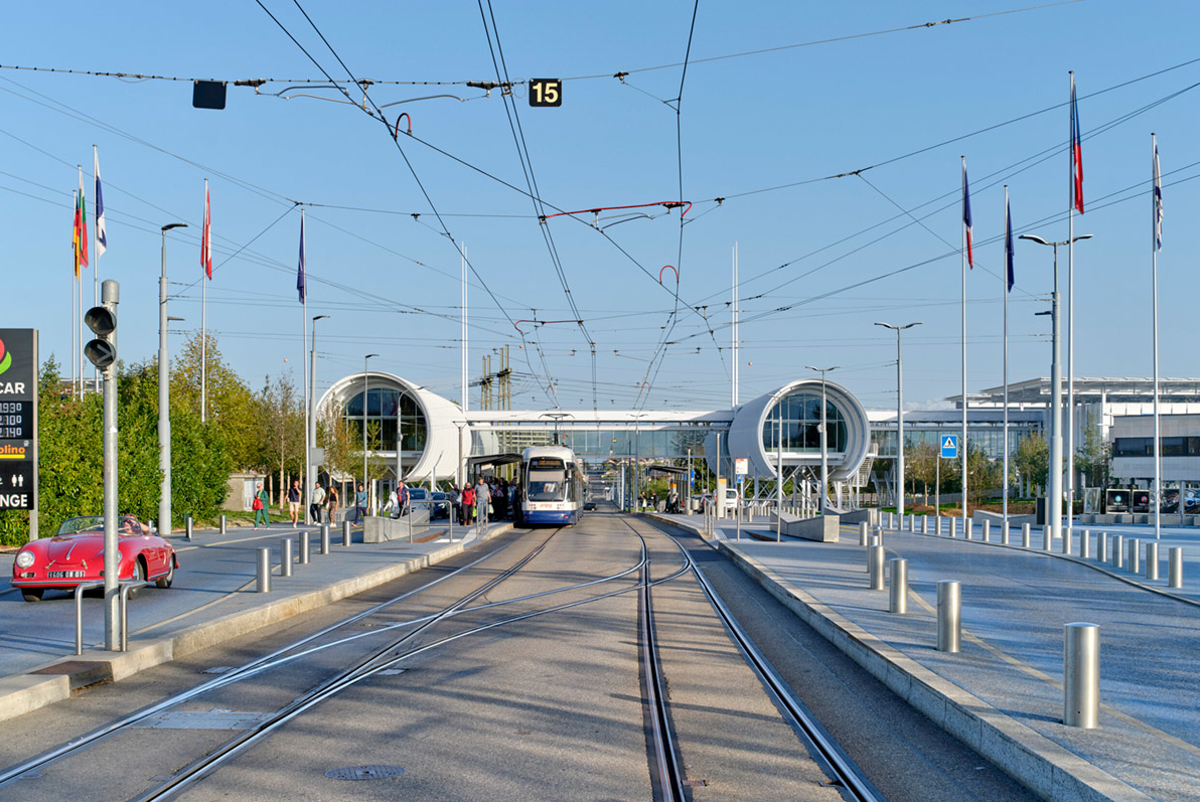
[650,511,1200,801]
[0,519,513,722]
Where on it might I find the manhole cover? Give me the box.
[325,765,406,781]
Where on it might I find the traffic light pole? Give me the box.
[100,280,120,650]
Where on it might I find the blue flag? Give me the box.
[297,214,306,304]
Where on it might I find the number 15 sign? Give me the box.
[529,79,562,107]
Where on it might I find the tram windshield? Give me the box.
[527,471,567,501]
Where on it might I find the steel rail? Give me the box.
[639,562,688,802]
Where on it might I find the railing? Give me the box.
[75,579,148,655]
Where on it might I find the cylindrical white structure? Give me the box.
[889,558,908,614]
[1064,623,1100,729]
[937,581,961,653]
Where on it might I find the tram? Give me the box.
[519,445,584,525]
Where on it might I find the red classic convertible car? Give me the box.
[11,515,178,602]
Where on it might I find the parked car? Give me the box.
[430,491,451,519]
[11,515,178,603]
[583,500,597,511]
[699,489,739,513]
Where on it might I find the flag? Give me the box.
[297,213,306,303]
[1004,190,1014,292]
[962,160,974,268]
[201,182,213,279]
[93,148,106,259]
[1071,76,1084,214]
[73,169,88,278]
[1153,136,1163,252]
[72,192,80,280]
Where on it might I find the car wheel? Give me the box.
[21,588,44,603]
[156,559,174,589]
[128,560,146,599]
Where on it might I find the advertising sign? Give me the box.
[735,458,748,476]
[0,330,37,523]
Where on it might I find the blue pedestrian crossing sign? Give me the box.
[940,435,958,459]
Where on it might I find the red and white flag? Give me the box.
[1070,76,1084,214]
[201,181,212,279]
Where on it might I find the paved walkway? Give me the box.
[654,512,1200,801]
[0,518,513,720]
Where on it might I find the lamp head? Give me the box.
[1019,234,1050,246]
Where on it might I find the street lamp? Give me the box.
[363,354,379,514]
[307,315,329,523]
[1019,234,1091,546]
[874,324,921,521]
[806,365,839,515]
[158,223,187,537]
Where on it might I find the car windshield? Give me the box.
[408,488,428,500]
[57,516,144,536]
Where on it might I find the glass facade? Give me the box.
[1115,437,1200,457]
[475,426,712,459]
[871,426,1033,460]
[761,392,847,454]
[343,387,426,452]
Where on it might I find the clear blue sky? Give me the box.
[3,0,1198,412]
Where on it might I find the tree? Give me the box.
[1075,414,1111,489]
[319,405,357,483]
[905,439,939,503]
[1013,432,1049,495]
[173,332,259,471]
[259,371,304,506]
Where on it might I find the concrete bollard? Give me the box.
[937,581,961,653]
[257,547,271,593]
[342,520,351,547]
[1081,529,1091,560]
[1098,532,1109,563]
[280,538,293,577]
[1146,542,1159,581]
[220,514,227,535]
[1113,535,1125,569]
[868,545,885,590]
[299,531,310,564]
[1064,623,1100,728]
[889,558,908,614]
[1127,538,1140,575]
[185,516,193,541]
[949,517,958,538]
[320,526,331,555]
[1169,547,1183,588]
[982,520,990,542]
[1001,520,1010,546]
[859,521,869,546]
[1022,523,1031,548]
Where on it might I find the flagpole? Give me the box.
[960,156,968,521]
[461,243,468,413]
[301,208,310,525]
[1066,71,1077,550]
[201,179,208,424]
[72,188,78,401]
[91,146,99,396]
[1152,133,1162,540]
[1003,187,1010,525]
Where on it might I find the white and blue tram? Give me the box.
[520,446,584,525]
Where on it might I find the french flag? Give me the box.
[1071,76,1084,214]
[962,159,974,268]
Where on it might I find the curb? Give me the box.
[0,524,513,723]
[646,514,1149,802]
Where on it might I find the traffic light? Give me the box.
[84,305,117,369]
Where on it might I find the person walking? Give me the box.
[310,481,326,524]
[352,482,367,524]
[326,484,340,523]
[287,479,303,526]
[252,482,270,529]
[475,478,491,528]
[450,484,462,525]
[462,483,475,527]
[397,480,410,517]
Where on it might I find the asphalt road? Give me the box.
[0,512,1035,800]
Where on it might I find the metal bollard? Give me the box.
[299,531,310,564]
[257,547,271,593]
[1113,535,1125,569]
[949,517,958,538]
[921,516,929,534]
[1001,520,1010,546]
[1062,526,1072,555]
[868,545,885,591]
[220,514,227,535]
[935,515,941,535]
[982,520,990,542]
[1022,523,1031,548]
[873,524,883,545]
[1080,529,1091,560]
[1127,538,1140,574]
[937,581,961,653]
[342,520,351,547]
[965,517,973,540]
[1043,525,1054,551]
[1098,532,1109,563]
[320,526,331,555]
[1063,623,1100,728]
[889,558,908,614]
[908,513,915,532]
[1169,547,1183,588]
[1146,542,1159,581]
[280,538,293,577]
[185,516,193,541]
[859,521,869,546]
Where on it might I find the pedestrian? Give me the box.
[450,484,461,524]
[310,481,326,524]
[287,479,302,526]
[352,482,367,524]
[475,477,491,527]
[462,483,475,526]
[398,480,410,517]
[326,484,340,522]
[252,482,270,529]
